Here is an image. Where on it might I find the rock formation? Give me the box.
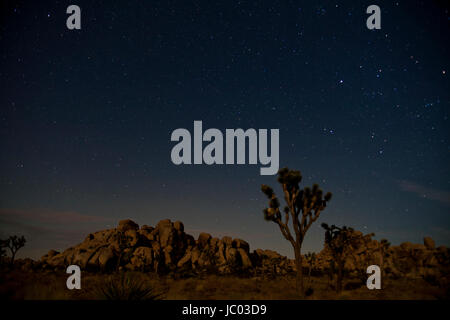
[40,219,266,275]
[311,229,450,287]
[36,219,449,287]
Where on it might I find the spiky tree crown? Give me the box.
[305,252,316,263]
[261,167,332,248]
[5,235,26,253]
[380,239,390,248]
[321,224,377,260]
[321,224,355,255]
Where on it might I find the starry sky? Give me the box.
[0,0,449,259]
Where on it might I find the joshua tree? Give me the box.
[321,224,354,293]
[115,231,132,271]
[378,239,390,288]
[0,240,7,266]
[261,167,332,296]
[327,259,336,287]
[4,235,26,266]
[304,252,316,286]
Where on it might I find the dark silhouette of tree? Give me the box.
[305,252,316,278]
[378,239,390,288]
[115,232,133,271]
[4,235,26,266]
[304,252,316,288]
[261,167,332,296]
[321,224,356,293]
[0,239,7,266]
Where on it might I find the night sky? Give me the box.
[0,0,449,259]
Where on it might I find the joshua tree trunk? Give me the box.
[378,240,389,290]
[294,246,304,296]
[336,267,342,293]
[380,254,384,289]
[10,252,16,267]
[336,259,344,293]
[116,253,122,271]
[328,260,335,288]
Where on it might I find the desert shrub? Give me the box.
[423,273,440,287]
[1,236,26,267]
[305,287,314,297]
[173,265,197,279]
[344,280,363,290]
[97,272,164,300]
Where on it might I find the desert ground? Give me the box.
[0,269,448,300]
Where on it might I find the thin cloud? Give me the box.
[0,208,112,224]
[398,180,450,206]
[0,208,115,259]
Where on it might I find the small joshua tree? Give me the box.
[321,224,357,293]
[115,231,133,271]
[4,235,26,267]
[304,252,316,287]
[261,168,332,296]
[305,252,316,277]
[0,240,7,266]
[378,239,390,288]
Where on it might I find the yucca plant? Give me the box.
[98,272,164,300]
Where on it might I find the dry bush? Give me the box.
[95,272,164,300]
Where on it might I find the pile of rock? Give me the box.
[312,229,381,273]
[40,219,291,275]
[384,238,450,282]
[311,230,450,286]
[251,249,295,275]
[39,219,449,285]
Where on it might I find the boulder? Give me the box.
[424,237,435,250]
[41,249,60,263]
[400,242,413,251]
[98,247,116,270]
[163,245,174,266]
[225,247,238,265]
[198,233,212,248]
[177,250,192,268]
[216,243,227,265]
[222,236,233,247]
[157,219,174,247]
[131,246,153,270]
[118,219,139,232]
[173,221,184,232]
[210,237,220,249]
[233,239,250,251]
[238,248,252,268]
[125,229,139,247]
[191,247,200,265]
